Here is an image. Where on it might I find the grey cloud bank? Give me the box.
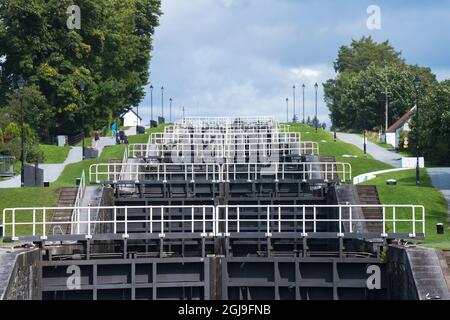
[137,0,450,125]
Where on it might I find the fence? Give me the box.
[2,204,425,241]
[89,163,222,183]
[0,156,15,177]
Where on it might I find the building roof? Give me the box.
[387,106,416,133]
[120,109,142,120]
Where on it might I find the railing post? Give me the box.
[43,208,46,237]
[12,209,15,240]
[412,206,416,237]
[302,205,306,236]
[393,207,396,234]
[349,207,353,233]
[113,207,117,234]
[278,207,281,233]
[382,206,386,237]
[202,206,206,236]
[191,207,195,233]
[313,207,317,233]
[124,207,128,237]
[88,205,91,237]
[237,207,240,233]
[33,209,36,236]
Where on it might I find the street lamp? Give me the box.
[302,84,306,124]
[182,106,185,122]
[361,79,368,154]
[285,98,289,123]
[314,83,318,132]
[414,74,421,186]
[292,85,296,123]
[80,81,86,160]
[18,76,26,188]
[169,98,173,123]
[150,84,153,125]
[161,86,164,121]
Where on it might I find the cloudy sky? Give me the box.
[137,0,450,125]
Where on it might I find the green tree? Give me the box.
[0,0,161,136]
[409,81,450,165]
[334,36,403,73]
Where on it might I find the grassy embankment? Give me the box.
[289,124,449,244]
[0,124,166,240]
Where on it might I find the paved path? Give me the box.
[336,132,402,168]
[0,127,139,189]
[0,147,82,189]
[427,168,450,221]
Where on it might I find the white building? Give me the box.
[120,109,142,127]
[385,106,416,148]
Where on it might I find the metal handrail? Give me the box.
[89,163,222,183]
[216,204,426,238]
[223,162,352,182]
[88,162,350,184]
[2,204,425,240]
[3,205,216,240]
[70,170,86,234]
[150,132,301,145]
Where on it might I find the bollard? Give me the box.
[436,223,444,235]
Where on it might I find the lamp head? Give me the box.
[18,76,26,90]
[414,74,421,91]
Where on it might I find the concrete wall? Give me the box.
[0,248,41,300]
[388,245,450,300]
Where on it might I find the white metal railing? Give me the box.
[223,162,352,182]
[88,162,351,184]
[2,205,216,240]
[128,142,315,161]
[2,204,425,240]
[150,132,301,145]
[216,205,425,238]
[89,163,222,183]
[70,170,86,234]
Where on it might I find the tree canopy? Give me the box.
[325,36,449,165]
[0,0,161,137]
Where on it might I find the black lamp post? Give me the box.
[302,84,306,124]
[18,76,26,187]
[169,98,173,123]
[414,75,421,186]
[286,98,289,123]
[150,84,153,125]
[161,86,164,120]
[292,85,296,122]
[361,79,368,154]
[182,106,185,122]
[80,81,86,160]
[314,83,318,132]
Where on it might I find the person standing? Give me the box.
[111,123,117,139]
[93,130,100,150]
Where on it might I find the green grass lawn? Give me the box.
[289,124,393,178]
[0,125,168,240]
[360,169,449,243]
[40,144,71,164]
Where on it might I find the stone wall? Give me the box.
[0,248,41,300]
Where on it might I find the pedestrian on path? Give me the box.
[93,130,100,150]
[111,123,117,139]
